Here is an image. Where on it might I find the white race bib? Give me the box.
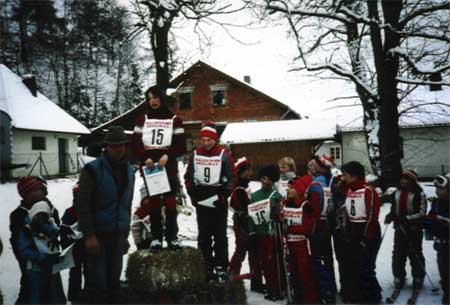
[345,188,367,222]
[283,205,304,226]
[277,179,290,198]
[248,192,274,225]
[321,187,332,219]
[193,149,223,186]
[142,116,174,149]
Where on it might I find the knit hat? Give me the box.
[434,174,450,191]
[291,175,313,198]
[235,157,251,175]
[28,200,51,222]
[308,155,334,175]
[200,121,218,141]
[259,165,280,182]
[17,177,46,199]
[400,169,419,183]
[103,125,128,145]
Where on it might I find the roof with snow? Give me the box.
[0,64,90,134]
[220,119,336,145]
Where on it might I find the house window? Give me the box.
[177,87,193,110]
[330,146,341,160]
[179,92,192,110]
[210,84,227,107]
[32,136,46,150]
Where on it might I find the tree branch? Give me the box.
[397,77,450,87]
[400,3,450,27]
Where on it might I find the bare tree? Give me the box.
[255,0,450,187]
[131,0,248,93]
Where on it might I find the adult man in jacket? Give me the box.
[75,125,135,304]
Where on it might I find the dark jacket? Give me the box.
[75,154,135,236]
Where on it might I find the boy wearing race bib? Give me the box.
[184,121,236,282]
[283,174,319,304]
[306,155,336,304]
[248,165,283,301]
[341,161,382,304]
[131,86,187,251]
[276,157,297,198]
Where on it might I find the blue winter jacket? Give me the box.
[88,155,135,233]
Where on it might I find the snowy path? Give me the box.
[0,178,443,305]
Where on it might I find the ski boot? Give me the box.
[167,239,183,251]
[150,239,162,252]
[264,290,283,301]
[215,266,228,283]
[250,280,266,294]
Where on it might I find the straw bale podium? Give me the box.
[125,246,246,304]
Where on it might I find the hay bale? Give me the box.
[126,247,206,293]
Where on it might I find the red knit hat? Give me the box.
[308,155,335,175]
[235,157,251,175]
[291,175,313,200]
[17,177,46,199]
[200,121,218,141]
[400,169,418,183]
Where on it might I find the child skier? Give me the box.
[283,174,319,304]
[60,183,87,303]
[248,165,283,301]
[131,185,153,250]
[384,170,426,291]
[131,85,187,250]
[228,157,262,287]
[276,157,297,198]
[425,174,449,305]
[306,155,336,304]
[9,176,60,304]
[17,200,66,304]
[341,161,382,304]
[184,121,236,282]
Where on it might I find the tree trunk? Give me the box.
[150,20,171,92]
[378,0,403,187]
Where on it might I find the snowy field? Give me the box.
[0,176,443,305]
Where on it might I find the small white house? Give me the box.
[0,64,90,179]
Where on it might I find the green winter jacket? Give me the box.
[248,188,282,236]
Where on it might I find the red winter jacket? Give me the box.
[347,179,381,240]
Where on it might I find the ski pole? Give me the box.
[276,221,294,304]
[273,221,284,299]
[398,224,440,294]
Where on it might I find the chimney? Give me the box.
[22,74,37,97]
[243,75,251,84]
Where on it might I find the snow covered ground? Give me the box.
[0,177,443,305]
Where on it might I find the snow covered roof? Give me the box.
[220,119,336,145]
[0,64,90,135]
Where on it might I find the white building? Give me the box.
[0,64,90,179]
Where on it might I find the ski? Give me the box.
[407,288,421,305]
[386,288,402,304]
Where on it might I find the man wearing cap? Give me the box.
[425,174,450,304]
[306,155,336,304]
[385,169,427,290]
[184,121,236,282]
[75,125,135,304]
[9,176,60,304]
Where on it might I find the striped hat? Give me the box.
[200,121,218,141]
[401,169,418,183]
[291,175,313,199]
[235,157,251,175]
[17,177,46,199]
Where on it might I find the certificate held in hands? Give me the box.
[143,166,171,196]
